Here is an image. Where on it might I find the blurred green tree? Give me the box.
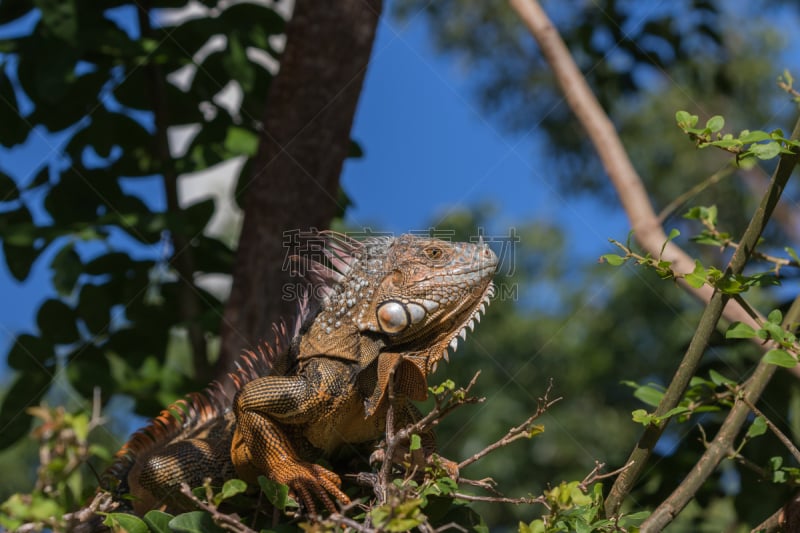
[1,0,800,530]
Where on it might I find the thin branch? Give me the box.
[178,483,258,533]
[578,461,634,493]
[750,507,784,533]
[641,293,800,531]
[431,522,468,533]
[740,396,800,465]
[458,380,560,470]
[452,492,546,506]
[727,446,769,479]
[326,512,374,532]
[657,166,734,223]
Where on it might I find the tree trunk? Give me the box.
[218,0,383,375]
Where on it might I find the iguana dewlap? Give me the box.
[104,232,498,515]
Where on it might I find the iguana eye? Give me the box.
[424,246,443,260]
[376,301,409,334]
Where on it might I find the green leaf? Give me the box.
[50,243,82,296]
[705,115,724,133]
[223,126,258,156]
[0,171,20,201]
[0,0,35,25]
[84,252,135,275]
[661,406,690,419]
[168,511,225,533]
[104,512,149,533]
[65,345,111,399]
[725,322,757,339]
[763,349,797,368]
[675,110,698,129]
[0,371,51,449]
[410,433,422,451]
[0,59,29,147]
[349,139,364,158]
[193,235,235,274]
[659,228,680,257]
[768,309,783,324]
[222,32,255,91]
[619,511,651,527]
[429,379,455,395]
[37,0,79,46]
[632,409,657,426]
[749,141,781,160]
[7,334,55,372]
[708,370,736,386]
[762,321,789,343]
[739,130,771,143]
[77,283,113,335]
[746,416,768,439]
[600,254,626,266]
[684,260,707,288]
[1,204,47,280]
[786,247,800,264]
[633,383,664,407]
[36,299,80,344]
[143,510,175,533]
[258,476,293,510]
[709,138,741,149]
[216,478,247,504]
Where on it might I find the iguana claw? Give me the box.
[280,462,350,514]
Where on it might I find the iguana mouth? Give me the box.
[432,279,496,372]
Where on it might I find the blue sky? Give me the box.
[342,13,629,239]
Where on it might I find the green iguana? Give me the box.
[94,231,498,518]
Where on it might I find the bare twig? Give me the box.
[750,507,784,533]
[327,509,374,533]
[178,483,257,533]
[458,380,560,470]
[453,492,546,506]
[578,461,634,493]
[657,166,734,223]
[431,522,469,532]
[739,396,800,465]
[457,477,502,496]
[726,446,769,479]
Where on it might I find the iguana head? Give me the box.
[300,232,498,369]
[362,234,497,361]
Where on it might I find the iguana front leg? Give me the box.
[230,370,350,513]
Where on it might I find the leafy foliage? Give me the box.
[0,0,283,449]
[0,404,110,531]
